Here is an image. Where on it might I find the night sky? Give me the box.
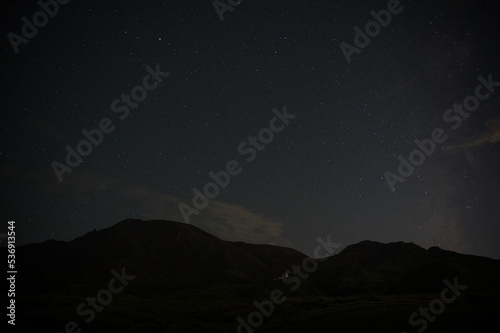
[1,0,499,259]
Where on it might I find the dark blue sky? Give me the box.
[1,0,499,259]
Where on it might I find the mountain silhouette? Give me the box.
[16,219,500,295]
[12,219,500,333]
[310,240,500,296]
[17,219,306,292]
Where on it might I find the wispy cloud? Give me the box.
[25,170,288,245]
[40,171,181,220]
[194,201,291,247]
[445,115,500,153]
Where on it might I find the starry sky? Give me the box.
[1,0,499,259]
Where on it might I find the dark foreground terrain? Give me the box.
[9,219,500,332]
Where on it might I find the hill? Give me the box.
[11,219,500,332]
[16,219,306,292]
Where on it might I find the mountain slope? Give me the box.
[17,219,306,292]
[16,220,500,297]
[309,240,500,296]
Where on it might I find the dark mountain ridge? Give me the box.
[15,219,500,297]
[311,239,500,296]
[17,219,306,292]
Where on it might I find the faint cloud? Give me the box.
[8,169,290,246]
[118,183,181,221]
[37,171,122,202]
[425,211,463,252]
[375,78,416,102]
[7,169,179,222]
[195,201,291,247]
[445,115,500,153]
